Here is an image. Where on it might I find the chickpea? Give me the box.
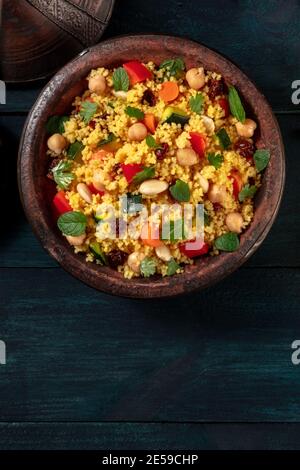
[47,133,67,154]
[128,122,148,141]
[235,118,257,138]
[127,251,145,273]
[66,233,86,246]
[207,184,227,205]
[185,67,205,90]
[198,174,209,193]
[88,75,107,95]
[176,148,198,166]
[92,169,110,191]
[225,212,244,233]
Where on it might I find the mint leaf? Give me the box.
[228,86,246,122]
[169,179,190,202]
[238,184,257,202]
[112,67,130,92]
[52,160,74,190]
[140,257,156,277]
[167,258,180,276]
[146,135,159,148]
[189,93,204,114]
[214,232,239,252]
[159,58,185,78]
[132,166,155,184]
[254,149,270,172]
[216,128,231,149]
[46,115,69,134]
[125,106,144,119]
[162,219,185,242]
[98,132,116,147]
[207,152,224,169]
[57,211,87,236]
[67,141,84,160]
[80,101,98,124]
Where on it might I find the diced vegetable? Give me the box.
[88,183,105,196]
[91,149,110,161]
[89,242,107,265]
[143,113,156,134]
[159,81,179,103]
[121,163,143,183]
[179,240,209,258]
[53,191,72,215]
[141,223,163,248]
[228,170,243,200]
[189,132,206,158]
[218,98,230,117]
[162,106,189,125]
[123,61,152,84]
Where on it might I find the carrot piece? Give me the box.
[159,81,179,103]
[143,113,156,134]
[91,149,109,160]
[140,223,163,248]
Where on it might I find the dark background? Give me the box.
[0,0,300,449]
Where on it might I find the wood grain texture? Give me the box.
[2,0,300,111]
[1,423,300,450]
[0,267,299,421]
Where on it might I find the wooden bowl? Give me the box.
[18,35,285,298]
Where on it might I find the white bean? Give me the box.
[127,252,145,273]
[139,179,168,196]
[155,244,172,262]
[77,183,93,204]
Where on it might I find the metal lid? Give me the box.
[0,0,115,83]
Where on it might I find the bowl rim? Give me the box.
[18,34,285,298]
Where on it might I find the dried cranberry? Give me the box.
[234,139,255,159]
[208,78,226,101]
[155,143,169,159]
[142,89,156,106]
[213,203,222,212]
[89,120,96,129]
[46,158,60,180]
[107,250,128,269]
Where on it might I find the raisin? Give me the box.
[46,158,60,180]
[142,89,156,106]
[155,143,169,159]
[208,78,226,101]
[89,120,96,129]
[234,139,255,159]
[107,249,128,269]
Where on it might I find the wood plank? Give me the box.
[0,267,299,422]
[0,114,298,267]
[0,423,300,450]
[1,0,300,112]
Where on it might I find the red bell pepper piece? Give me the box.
[123,61,152,85]
[218,97,230,117]
[228,170,243,200]
[189,132,206,158]
[53,191,72,215]
[121,163,143,183]
[88,184,105,196]
[179,239,209,258]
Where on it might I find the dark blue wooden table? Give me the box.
[1,0,300,450]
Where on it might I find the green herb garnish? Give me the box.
[89,242,107,265]
[52,160,74,190]
[166,258,180,276]
[46,115,69,134]
[79,101,98,124]
[253,149,270,172]
[162,219,185,242]
[216,128,231,149]
[125,106,144,120]
[123,193,143,214]
[57,211,87,236]
[169,179,190,202]
[112,67,130,92]
[67,141,84,160]
[189,93,204,115]
[238,184,257,202]
[204,208,211,226]
[214,232,240,252]
[228,85,246,123]
[159,58,185,78]
[207,152,224,169]
[140,257,157,277]
[132,166,155,184]
[146,135,159,148]
[98,132,116,147]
